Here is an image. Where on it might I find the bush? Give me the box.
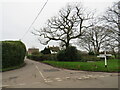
[57,46,80,61]
[88,51,95,55]
[80,55,101,62]
[27,54,57,61]
[27,55,42,61]
[2,41,26,69]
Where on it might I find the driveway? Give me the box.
[2,59,119,88]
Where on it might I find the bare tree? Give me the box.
[77,26,111,54]
[106,39,118,58]
[33,3,93,49]
[102,1,120,57]
[77,33,93,53]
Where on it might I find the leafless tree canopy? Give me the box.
[33,3,93,49]
[77,25,112,54]
[102,1,120,43]
[77,1,120,54]
[102,1,120,57]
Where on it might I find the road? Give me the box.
[1,59,119,88]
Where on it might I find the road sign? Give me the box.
[97,54,112,68]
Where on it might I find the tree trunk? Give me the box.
[118,1,120,59]
[65,42,70,49]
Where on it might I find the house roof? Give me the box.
[28,48,39,51]
[49,46,60,52]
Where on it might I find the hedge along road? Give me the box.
[2,59,119,88]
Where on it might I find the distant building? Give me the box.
[48,45,60,54]
[28,48,39,55]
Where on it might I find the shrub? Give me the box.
[2,41,26,69]
[80,55,101,62]
[88,51,95,55]
[57,46,80,61]
[41,54,57,61]
[27,55,42,61]
[27,54,57,61]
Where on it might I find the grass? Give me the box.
[42,59,120,72]
[0,63,26,72]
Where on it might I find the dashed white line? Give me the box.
[66,77,70,79]
[55,78,61,80]
[45,80,53,82]
[87,75,93,77]
[54,78,62,81]
[78,78,82,80]
[57,79,62,81]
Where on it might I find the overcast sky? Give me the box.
[0,0,118,51]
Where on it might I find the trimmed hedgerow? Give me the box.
[27,54,57,61]
[2,41,26,69]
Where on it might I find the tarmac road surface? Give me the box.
[1,59,119,88]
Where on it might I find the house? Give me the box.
[48,46,60,54]
[28,48,39,55]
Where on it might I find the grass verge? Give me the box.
[42,59,120,72]
[0,63,26,72]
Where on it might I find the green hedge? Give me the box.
[27,54,57,61]
[2,41,26,69]
[80,55,102,62]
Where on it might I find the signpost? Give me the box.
[104,51,107,67]
[97,54,112,67]
[104,31,107,68]
[104,43,107,67]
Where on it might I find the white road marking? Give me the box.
[44,78,53,82]
[35,65,46,81]
[66,77,70,79]
[87,75,93,77]
[82,76,90,79]
[35,66,54,83]
[84,77,90,78]
[54,78,62,81]
[55,78,61,80]
[56,78,62,81]
[90,75,97,78]
[45,80,53,82]
[57,79,62,81]
[78,78,82,80]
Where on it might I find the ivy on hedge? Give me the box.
[2,41,26,69]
